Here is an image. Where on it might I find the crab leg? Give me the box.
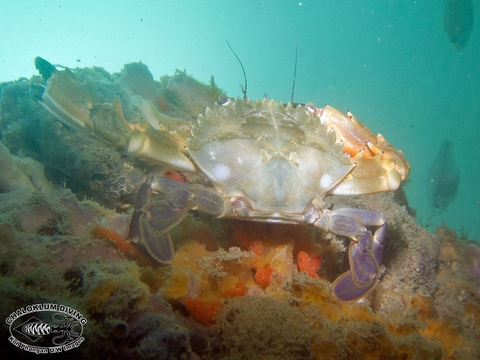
[129,180,185,264]
[129,177,224,264]
[315,208,386,301]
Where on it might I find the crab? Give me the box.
[35,58,410,301]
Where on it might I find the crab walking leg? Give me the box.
[334,224,385,301]
[129,177,224,264]
[152,178,224,216]
[349,230,378,286]
[129,181,153,241]
[330,208,386,286]
[314,208,386,300]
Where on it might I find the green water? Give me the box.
[0,0,478,240]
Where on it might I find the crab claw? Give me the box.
[317,105,410,195]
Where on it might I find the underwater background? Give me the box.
[1,0,477,241]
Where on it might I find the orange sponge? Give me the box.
[184,297,222,326]
[223,282,248,298]
[297,251,322,278]
[92,224,153,266]
[255,266,273,289]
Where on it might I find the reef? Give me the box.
[0,63,479,359]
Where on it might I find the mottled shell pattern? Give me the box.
[188,99,354,213]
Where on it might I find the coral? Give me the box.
[215,297,313,359]
[411,294,437,321]
[466,244,480,289]
[464,303,480,326]
[82,262,150,320]
[0,142,54,215]
[419,318,463,357]
[127,312,194,360]
[213,290,445,359]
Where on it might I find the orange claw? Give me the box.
[318,105,381,159]
[317,105,410,181]
[297,250,322,278]
[184,297,222,325]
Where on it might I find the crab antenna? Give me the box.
[290,44,298,105]
[226,40,247,100]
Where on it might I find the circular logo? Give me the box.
[6,304,86,354]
